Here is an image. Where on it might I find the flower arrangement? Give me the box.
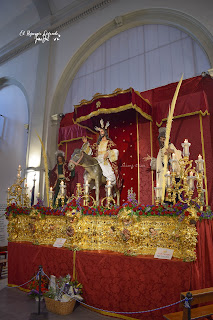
[44,274,83,303]
[28,274,48,299]
[5,200,213,220]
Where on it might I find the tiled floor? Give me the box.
[0,278,116,320]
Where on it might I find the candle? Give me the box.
[156,183,159,198]
[84,180,89,195]
[60,181,64,195]
[181,139,191,157]
[188,172,194,189]
[167,171,171,187]
[106,181,112,197]
[49,187,53,200]
[38,192,40,198]
[196,156,204,172]
[172,153,175,160]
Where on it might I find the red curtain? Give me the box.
[8,220,213,320]
[8,242,191,320]
[108,110,139,202]
[191,220,213,290]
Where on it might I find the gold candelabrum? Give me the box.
[154,139,205,210]
[53,180,116,208]
[7,165,30,207]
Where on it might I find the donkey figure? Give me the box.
[68,148,120,206]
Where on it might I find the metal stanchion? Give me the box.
[29,266,48,320]
[183,292,192,320]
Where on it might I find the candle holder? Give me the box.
[155,140,206,214]
[76,183,83,197]
[55,180,67,207]
[195,155,204,173]
[165,186,172,203]
[59,181,66,196]
[165,171,171,188]
[22,184,30,207]
[7,165,27,206]
[49,188,53,208]
[49,198,53,208]
[101,195,116,208]
[181,139,191,158]
[170,158,177,173]
[187,172,195,190]
[101,183,115,208]
[67,183,96,207]
[154,185,161,206]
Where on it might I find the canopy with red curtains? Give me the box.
[59,76,213,208]
[60,88,154,204]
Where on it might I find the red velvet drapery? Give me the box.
[8,220,213,320]
[73,88,152,126]
[58,110,152,203]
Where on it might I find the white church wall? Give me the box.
[0,85,28,205]
[47,0,213,110]
[0,85,29,246]
[63,24,211,114]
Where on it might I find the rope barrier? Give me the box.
[43,271,191,315]
[6,273,38,288]
[6,267,192,315]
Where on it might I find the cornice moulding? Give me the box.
[0,0,113,65]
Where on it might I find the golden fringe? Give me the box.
[161,75,183,203]
[36,131,50,207]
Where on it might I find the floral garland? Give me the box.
[5,200,213,220]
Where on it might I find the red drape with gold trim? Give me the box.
[8,220,213,320]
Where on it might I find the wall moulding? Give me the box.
[50,7,213,116]
[0,0,113,65]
